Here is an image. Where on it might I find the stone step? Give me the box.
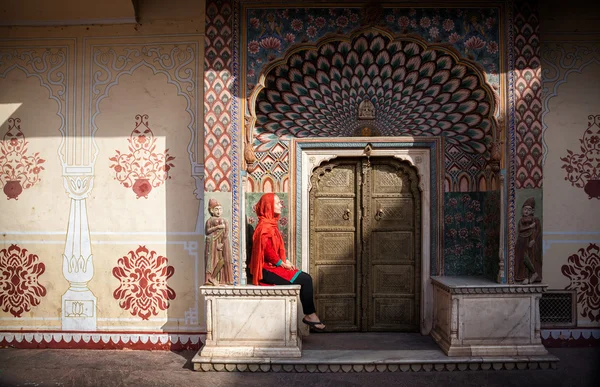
[192,349,559,372]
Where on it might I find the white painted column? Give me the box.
[61,174,96,330]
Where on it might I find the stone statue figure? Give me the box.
[204,198,234,285]
[358,99,375,119]
[514,197,542,284]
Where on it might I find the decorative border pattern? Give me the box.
[0,42,73,167]
[200,285,300,297]
[506,0,516,284]
[0,331,202,350]
[512,0,542,189]
[204,0,234,192]
[431,282,546,295]
[541,329,600,347]
[195,359,558,372]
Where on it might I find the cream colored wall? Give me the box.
[540,1,600,327]
[0,3,207,335]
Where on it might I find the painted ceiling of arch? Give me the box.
[245,7,501,93]
[253,31,496,159]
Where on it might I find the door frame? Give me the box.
[289,137,443,335]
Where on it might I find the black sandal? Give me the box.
[302,318,326,332]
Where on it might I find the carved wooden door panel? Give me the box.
[363,158,421,332]
[309,157,420,332]
[309,160,361,331]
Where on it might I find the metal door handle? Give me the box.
[375,208,384,221]
[343,208,351,220]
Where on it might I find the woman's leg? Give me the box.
[261,270,324,329]
[291,272,316,315]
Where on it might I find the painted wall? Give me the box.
[539,0,600,329]
[0,3,207,349]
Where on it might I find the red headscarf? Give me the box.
[250,193,286,285]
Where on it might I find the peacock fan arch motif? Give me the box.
[245,27,499,186]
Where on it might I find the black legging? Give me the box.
[261,269,316,315]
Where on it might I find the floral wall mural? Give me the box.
[0,118,46,200]
[112,245,176,320]
[109,114,176,199]
[0,244,46,318]
[246,7,501,92]
[560,115,600,199]
[562,243,600,323]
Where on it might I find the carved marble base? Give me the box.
[61,287,97,331]
[193,285,302,365]
[431,276,548,357]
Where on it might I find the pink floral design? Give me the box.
[429,27,440,39]
[291,19,303,31]
[419,17,431,28]
[284,33,295,43]
[349,13,359,23]
[486,17,495,29]
[487,41,499,54]
[410,19,417,28]
[250,18,260,29]
[432,15,440,25]
[398,16,410,28]
[336,16,349,28]
[260,37,282,51]
[0,118,46,200]
[315,17,326,28]
[409,9,417,17]
[448,32,461,44]
[465,36,486,50]
[248,40,260,54]
[386,15,395,23]
[0,244,46,318]
[443,19,455,32]
[113,245,176,320]
[307,26,317,38]
[109,115,175,199]
[562,243,600,322]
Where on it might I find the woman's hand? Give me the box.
[281,261,296,271]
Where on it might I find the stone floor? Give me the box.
[193,333,559,372]
[1,334,599,386]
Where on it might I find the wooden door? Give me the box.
[309,157,421,332]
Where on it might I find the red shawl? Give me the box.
[250,193,287,285]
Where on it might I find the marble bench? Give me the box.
[193,285,303,365]
[430,276,548,357]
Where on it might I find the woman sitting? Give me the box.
[250,193,326,332]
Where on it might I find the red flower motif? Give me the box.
[112,246,176,320]
[315,17,326,29]
[284,33,295,43]
[0,118,46,200]
[109,115,175,199]
[248,40,260,54]
[250,18,260,29]
[562,243,600,322]
[487,41,499,54]
[306,26,317,38]
[336,16,349,28]
[419,17,431,28]
[291,19,303,32]
[260,37,282,51]
[398,16,410,28]
[448,32,461,44]
[0,244,46,318]
[464,36,486,50]
[443,19,455,32]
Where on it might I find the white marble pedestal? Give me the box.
[430,276,548,357]
[192,285,302,370]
